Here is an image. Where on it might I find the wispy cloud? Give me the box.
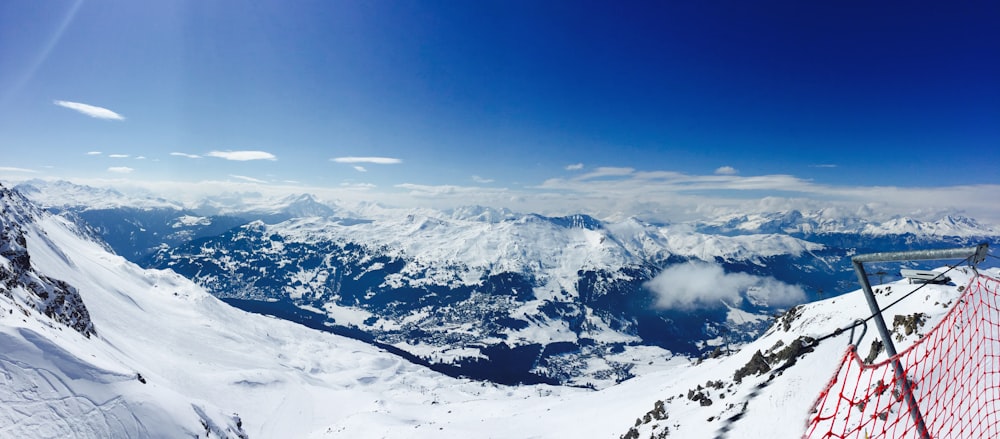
[207,150,276,161]
[810,164,838,168]
[135,156,146,160]
[86,151,102,156]
[353,166,367,172]
[472,175,494,184]
[396,183,502,197]
[565,163,584,171]
[229,174,267,183]
[341,182,377,190]
[107,166,134,174]
[0,167,38,173]
[108,154,129,158]
[54,100,125,120]
[332,156,402,165]
[574,167,635,180]
[170,152,201,159]
[714,166,738,175]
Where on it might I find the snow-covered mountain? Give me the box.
[13,179,183,211]
[191,192,338,223]
[144,212,827,387]
[700,208,998,238]
[0,183,590,437]
[5,180,997,438]
[13,180,1000,388]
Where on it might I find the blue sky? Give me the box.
[1,1,999,221]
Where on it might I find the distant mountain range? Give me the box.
[4,180,997,438]
[13,179,999,387]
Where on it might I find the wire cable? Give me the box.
[805,255,973,347]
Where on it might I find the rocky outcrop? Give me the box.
[1,184,95,337]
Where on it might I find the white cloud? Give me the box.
[565,163,584,171]
[472,175,494,184]
[207,150,277,161]
[54,100,124,120]
[331,156,402,165]
[353,166,368,172]
[136,156,146,160]
[0,167,38,173]
[170,152,201,159]
[811,164,838,168]
[714,166,738,175]
[229,174,267,184]
[576,167,635,180]
[86,151,102,156]
[340,182,377,190]
[107,166,134,174]
[108,154,129,158]
[395,183,508,198]
[644,261,805,310]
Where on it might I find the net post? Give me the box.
[852,259,931,439]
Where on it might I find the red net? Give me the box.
[804,274,1000,439]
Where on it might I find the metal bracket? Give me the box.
[973,243,989,265]
[848,319,868,347]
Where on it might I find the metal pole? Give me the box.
[852,243,988,265]
[853,260,930,439]
[850,243,987,439]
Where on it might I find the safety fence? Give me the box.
[804,274,1000,438]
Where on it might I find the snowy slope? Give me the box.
[617,267,999,438]
[5,182,677,438]
[0,184,545,437]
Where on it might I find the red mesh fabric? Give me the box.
[804,274,1000,439]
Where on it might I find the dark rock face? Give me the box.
[0,184,95,337]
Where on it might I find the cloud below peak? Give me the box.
[107,166,134,174]
[332,156,402,165]
[54,100,124,120]
[207,150,276,161]
[645,261,805,310]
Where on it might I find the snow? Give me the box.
[173,215,212,227]
[319,302,374,326]
[261,213,824,306]
[13,179,183,211]
[4,183,998,438]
